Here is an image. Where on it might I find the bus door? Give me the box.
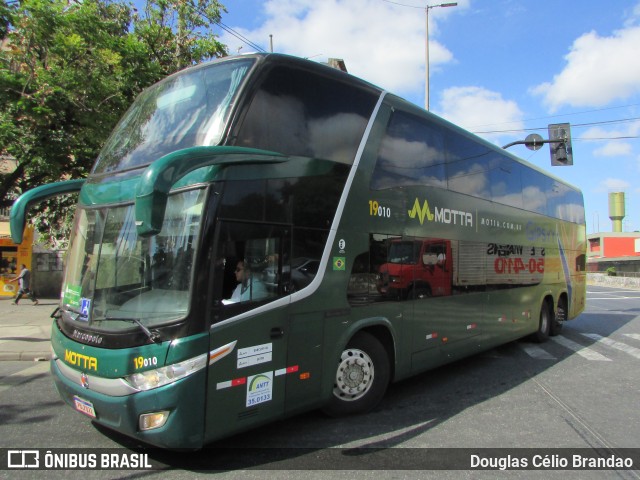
[204,221,292,441]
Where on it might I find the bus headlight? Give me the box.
[124,353,207,391]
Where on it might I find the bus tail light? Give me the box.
[139,411,170,431]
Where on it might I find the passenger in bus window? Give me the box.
[223,260,269,304]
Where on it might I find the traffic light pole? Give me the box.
[502,138,565,150]
[502,123,573,166]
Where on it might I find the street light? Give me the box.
[425,2,457,110]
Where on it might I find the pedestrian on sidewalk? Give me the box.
[9,264,38,306]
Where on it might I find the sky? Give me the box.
[218,0,640,234]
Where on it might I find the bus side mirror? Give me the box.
[10,179,85,244]
[135,146,286,237]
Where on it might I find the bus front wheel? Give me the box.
[323,331,390,417]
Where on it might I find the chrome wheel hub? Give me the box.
[333,348,374,401]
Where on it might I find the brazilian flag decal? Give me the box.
[333,257,346,271]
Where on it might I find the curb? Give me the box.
[0,352,51,362]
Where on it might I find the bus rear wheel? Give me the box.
[550,297,566,336]
[531,300,551,343]
[323,331,390,417]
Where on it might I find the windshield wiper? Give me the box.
[60,307,83,322]
[105,316,163,344]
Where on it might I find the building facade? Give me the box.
[587,232,640,273]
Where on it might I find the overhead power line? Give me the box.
[381,0,423,9]
[467,103,640,130]
[578,136,640,141]
[473,116,640,136]
[190,5,266,53]
[215,21,266,53]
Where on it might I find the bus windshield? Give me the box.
[93,58,255,174]
[61,189,206,329]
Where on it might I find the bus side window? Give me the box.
[348,234,401,305]
[371,109,446,191]
[212,221,291,313]
[235,65,376,164]
[347,250,370,304]
[445,133,491,200]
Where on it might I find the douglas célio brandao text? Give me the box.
[470,453,635,470]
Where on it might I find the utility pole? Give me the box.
[425,2,457,110]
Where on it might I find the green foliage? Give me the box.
[136,0,228,71]
[0,0,227,248]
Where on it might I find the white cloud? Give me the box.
[532,25,640,112]
[221,0,465,98]
[435,86,524,143]
[624,1,640,27]
[593,142,633,158]
[596,178,631,192]
[581,120,640,158]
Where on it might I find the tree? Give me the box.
[0,0,227,247]
[136,0,227,71]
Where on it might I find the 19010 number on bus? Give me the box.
[133,356,158,370]
[369,200,391,218]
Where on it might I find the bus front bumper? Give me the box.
[51,357,206,450]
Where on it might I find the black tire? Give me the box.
[531,300,551,343]
[550,297,566,336]
[322,331,390,417]
[409,285,432,300]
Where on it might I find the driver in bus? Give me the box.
[223,260,269,304]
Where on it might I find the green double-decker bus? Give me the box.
[11,53,586,449]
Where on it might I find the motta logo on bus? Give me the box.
[407,198,473,227]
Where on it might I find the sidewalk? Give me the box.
[0,297,56,361]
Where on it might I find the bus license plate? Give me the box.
[73,395,96,418]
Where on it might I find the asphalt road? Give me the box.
[1,285,640,479]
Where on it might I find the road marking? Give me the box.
[519,344,556,360]
[624,333,640,342]
[581,333,640,360]
[587,289,640,295]
[586,297,637,300]
[0,362,50,395]
[551,335,611,361]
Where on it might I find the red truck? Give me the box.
[377,239,453,299]
[377,238,543,299]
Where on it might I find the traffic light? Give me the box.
[548,123,573,166]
